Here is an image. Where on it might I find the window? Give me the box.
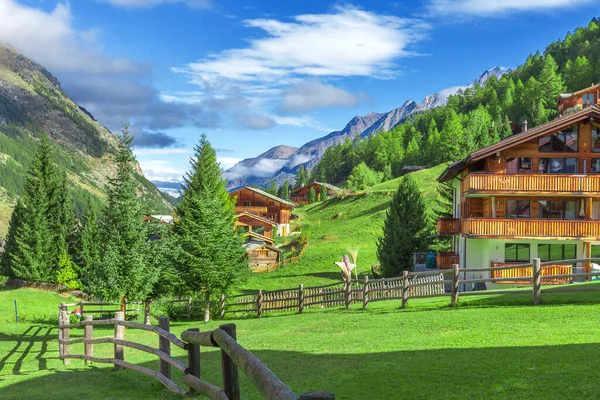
[592,126,600,153]
[506,157,531,173]
[506,200,530,218]
[539,126,578,152]
[538,200,578,219]
[592,159,600,173]
[269,201,275,206]
[256,201,264,206]
[538,244,577,262]
[243,201,251,206]
[538,158,577,174]
[583,93,595,106]
[505,243,530,262]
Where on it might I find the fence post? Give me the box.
[79,300,84,317]
[401,270,409,308]
[362,276,369,310]
[158,316,171,379]
[187,298,192,320]
[14,300,18,323]
[219,294,225,319]
[344,281,351,310]
[144,298,152,325]
[298,284,304,314]
[186,328,201,394]
[84,315,93,366]
[533,258,541,305]
[257,290,263,318]
[60,303,70,365]
[114,311,125,370]
[451,264,460,307]
[220,324,240,400]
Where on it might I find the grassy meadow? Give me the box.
[243,164,448,291]
[2,285,600,399]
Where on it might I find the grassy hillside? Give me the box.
[2,286,600,399]
[243,164,448,291]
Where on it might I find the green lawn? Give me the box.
[2,285,600,399]
[243,164,448,291]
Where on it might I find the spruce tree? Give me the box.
[295,165,309,189]
[320,184,328,201]
[173,134,248,322]
[376,175,426,277]
[266,179,278,196]
[91,124,158,304]
[278,180,291,201]
[77,197,101,292]
[308,187,317,204]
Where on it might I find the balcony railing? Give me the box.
[436,252,459,269]
[465,173,600,194]
[490,262,573,284]
[235,206,268,216]
[437,218,460,235]
[463,218,600,238]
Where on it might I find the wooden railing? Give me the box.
[465,173,600,193]
[234,206,268,215]
[437,218,460,235]
[463,218,600,238]
[490,262,574,284]
[437,252,459,269]
[58,309,333,399]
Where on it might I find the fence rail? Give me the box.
[57,309,333,399]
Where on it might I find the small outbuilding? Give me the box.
[290,182,340,205]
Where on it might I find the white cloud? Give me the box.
[289,154,310,168]
[270,115,333,132]
[218,157,243,170]
[0,1,138,75]
[94,0,211,9]
[280,81,368,113]
[223,158,288,180]
[427,0,595,17]
[182,6,427,82]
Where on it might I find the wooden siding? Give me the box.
[437,218,460,235]
[466,174,600,194]
[490,262,572,284]
[463,218,600,238]
[436,252,459,269]
[248,249,280,268]
[232,188,292,225]
[235,206,268,216]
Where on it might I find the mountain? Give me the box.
[0,44,172,236]
[224,66,510,189]
[225,145,299,189]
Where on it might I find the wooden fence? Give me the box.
[216,258,600,317]
[57,307,333,399]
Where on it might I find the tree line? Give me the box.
[1,127,248,322]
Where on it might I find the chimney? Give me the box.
[521,120,528,132]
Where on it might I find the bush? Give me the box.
[56,252,80,290]
[345,162,382,192]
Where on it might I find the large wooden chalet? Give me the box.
[230,185,294,237]
[290,182,341,205]
[437,86,600,286]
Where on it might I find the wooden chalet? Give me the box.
[235,211,277,239]
[290,182,341,205]
[438,93,600,287]
[558,84,600,115]
[230,185,294,236]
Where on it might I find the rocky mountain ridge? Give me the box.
[224,66,509,189]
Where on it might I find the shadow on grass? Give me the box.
[0,325,58,375]
[1,343,600,399]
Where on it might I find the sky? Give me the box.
[1,0,600,195]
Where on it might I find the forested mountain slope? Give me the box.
[310,18,600,186]
[0,44,172,236]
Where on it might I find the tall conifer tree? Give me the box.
[377,175,426,277]
[173,134,248,322]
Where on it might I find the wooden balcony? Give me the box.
[436,252,459,269]
[235,206,268,216]
[463,218,600,239]
[465,173,600,195]
[490,262,572,284]
[437,218,460,235]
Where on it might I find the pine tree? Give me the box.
[50,171,76,264]
[319,184,328,201]
[173,134,248,322]
[91,124,158,305]
[376,175,427,277]
[77,197,101,292]
[278,180,291,201]
[295,165,309,189]
[308,187,316,204]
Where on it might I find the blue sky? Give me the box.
[1,0,600,193]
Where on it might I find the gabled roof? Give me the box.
[235,211,277,226]
[558,84,600,100]
[230,185,295,207]
[244,241,281,252]
[438,105,600,183]
[243,231,275,245]
[291,181,341,194]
